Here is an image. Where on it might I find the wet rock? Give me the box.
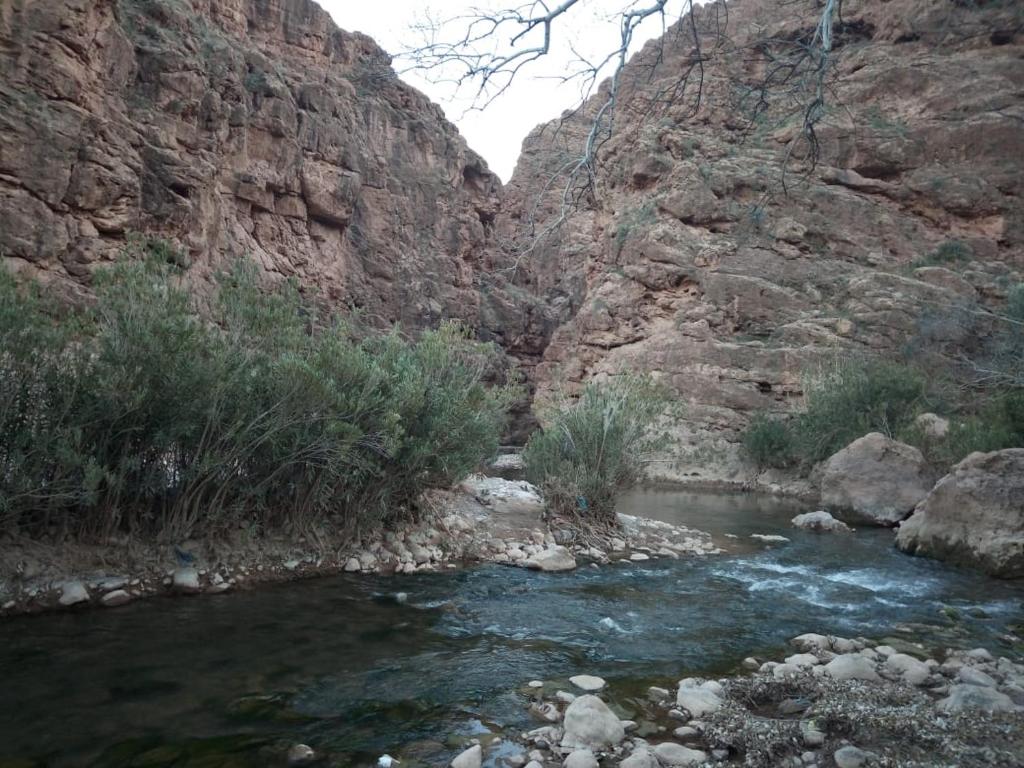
[630,553,651,562]
[526,546,577,572]
[563,749,599,768]
[561,695,626,750]
[820,433,932,525]
[58,581,89,606]
[556,691,577,704]
[791,511,852,533]
[896,449,1024,577]
[824,655,880,682]
[172,568,201,594]
[530,702,562,723]
[570,675,607,692]
[451,744,483,768]
[100,589,132,607]
[652,742,708,766]
[785,653,820,668]
[833,746,871,768]
[344,557,361,572]
[649,686,671,701]
[676,680,722,717]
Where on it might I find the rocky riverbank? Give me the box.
[0,476,718,618]
[437,634,1024,768]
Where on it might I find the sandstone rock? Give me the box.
[526,546,577,572]
[791,511,852,533]
[896,450,1024,577]
[824,655,880,682]
[561,695,626,750]
[451,745,482,768]
[819,433,932,525]
[914,413,950,439]
[652,742,707,766]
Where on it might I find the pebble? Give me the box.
[569,674,606,692]
[527,680,544,689]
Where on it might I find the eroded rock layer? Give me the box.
[0,0,504,331]
[496,0,1023,485]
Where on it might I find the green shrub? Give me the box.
[911,239,972,269]
[924,390,1024,467]
[0,253,514,540]
[742,414,796,469]
[791,358,929,464]
[523,375,673,526]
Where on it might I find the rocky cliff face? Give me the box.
[497,0,1023,486]
[0,0,505,331]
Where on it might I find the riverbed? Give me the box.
[1,490,1021,767]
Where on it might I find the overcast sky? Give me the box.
[319,1,688,181]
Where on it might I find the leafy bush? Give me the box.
[523,375,673,526]
[742,414,796,469]
[741,358,929,469]
[923,390,1024,468]
[0,253,514,540]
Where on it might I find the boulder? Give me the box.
[833,746,872,768]
[451,745,482,768]
[936,684,1016,713]
[819,433,932,525]
[100,589,133,608]
[652,742,707,766]
[791,511,851,533]
[561,695,626,750]
[526,546,577,572]
[896,449,1024,578]
[824,654,880,682]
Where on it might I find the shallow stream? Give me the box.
[1,490,1021,767]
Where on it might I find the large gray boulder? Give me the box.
[526,546,577,572]
[896,449,1024,578]
[561,695,626,750]
[820,433,933,525]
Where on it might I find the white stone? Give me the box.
[58,581,89,606]
[824,654,879,682]
[833,746,870,768]
[652,742,707,766]
[630,553,650,562]
[287,744,315,765]
[675,681,722,717]
[791,511,852,533]
[526,546,578,572]
[100,589,132,607]
[451,745,482,768]
[561,695,626,750]
[172,567,201,594]
[563,750,599,768]
[570,674,607,692]
[785,653,820,668]
[750,534,791,543]
[621,749,658,768]
[344,557,361,572]
[885,653,931,685]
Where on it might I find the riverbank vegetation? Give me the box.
[744,284,1024,471]
[523,375,672,526]
[0,248,515,542]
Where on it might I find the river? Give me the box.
[1,490,1021,767]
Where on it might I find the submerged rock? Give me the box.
[561,695,626,750]
[569,675,606,692]
[451,744,482,768]
[791,511,852,533]
[896,449,1024,578]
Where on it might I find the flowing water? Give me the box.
[1,490,1022,767]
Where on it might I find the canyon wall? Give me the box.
[0,0,514,334]
[497,0,1023,486]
